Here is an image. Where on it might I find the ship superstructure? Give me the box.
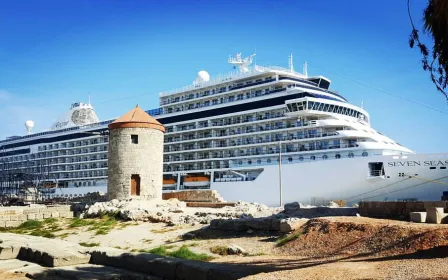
[1,54,447,205]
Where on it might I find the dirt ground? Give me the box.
[2,216,448,279]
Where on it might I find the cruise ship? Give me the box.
[1,53,447,206]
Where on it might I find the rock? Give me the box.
[183,232,196,240]
[279,218,306,233]
[284,202,303,212]
[327,201,340,208]
[168,207,184,213]
[247,229,254,234]
[226,245,246,255]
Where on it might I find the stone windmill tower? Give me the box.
[107,105,165,200]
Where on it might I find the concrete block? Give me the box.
[27,214,36,220]
[426,207,445,224]
[5,221,22,228]
[50,212,60,218]
[410,212,427,223]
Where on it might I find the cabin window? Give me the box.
[131,135,139,144]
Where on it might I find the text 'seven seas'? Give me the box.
[388,161,448,167]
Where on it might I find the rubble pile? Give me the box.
[78,199,280,226]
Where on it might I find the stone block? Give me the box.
[176,259,215,280]
[58,211,72,218]
[23,209,39,215]
[43,213,52,219]
[279,218,306,233]
[27,214,36,220]
[0,215,11,221]
[410,212,427,223]
[0,244,22,260]
[0,222,6,228]
[19,246,90,267]
[426,207,445,224]
[34,213,44,220]
[50,212,60,218]
[5,221,22,228]
[10,215,27,221]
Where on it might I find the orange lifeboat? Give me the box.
[163,178,177,188]
[183,176,210,188]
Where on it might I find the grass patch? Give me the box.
[139,245,212,261]
[276,232,302,247]
[69,218,96,228]
[90,217,118,235]
[79,242,100,247]
[69,216,119,235]
[151,227,178,234]
[169,246,212,261]
[210,245,228,256]
[29,229,55,238]
[17,220,43,230]
[57,232,70,239]
[43,218,58,224]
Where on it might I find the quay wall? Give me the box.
[359,201,448,219]
[162,190,225,202]
[0,205,73,228]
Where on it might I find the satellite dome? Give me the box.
[25,120,35,134]
[25,120,35,129]
[196,70,210,83]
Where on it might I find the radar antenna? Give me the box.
[228,53,256,73]
[303,61,308,77]
[288,53,294,73]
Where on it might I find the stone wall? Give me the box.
[108,127,164,200]
[162,190,225,202]
[359,201,448,219]
[0,205,73,227]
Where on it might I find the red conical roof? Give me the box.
[108,105,165,132]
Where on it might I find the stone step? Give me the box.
[0,233,90,267]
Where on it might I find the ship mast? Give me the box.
[228,53,256,73]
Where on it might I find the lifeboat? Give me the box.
[183,176,210,188]
[163,178,177,189]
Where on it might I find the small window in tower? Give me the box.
[131,135,139,144]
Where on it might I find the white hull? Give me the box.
[45,153,448,206]
[212,153,448,206]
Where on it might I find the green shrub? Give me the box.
[276,232,302,247]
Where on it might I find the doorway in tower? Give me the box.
[131,174,141,196]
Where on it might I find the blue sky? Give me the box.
[0,0,446,153]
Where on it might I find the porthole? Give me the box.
[310,156,316,161]
[248,160,252,165]
[288,157,293,162]
[267,159,271,163]
[257,159,261,164]
[362,152,368,157]
[238,160,243,165]
[348,153,354,158]
[322,155,328,160]
[299,156,304,161]
[335,154,341,159]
